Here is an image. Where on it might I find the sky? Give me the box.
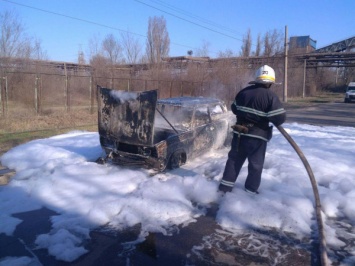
[1,122,355,265]
[1,0,354,63]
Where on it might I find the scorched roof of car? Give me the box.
[157,96,222,107]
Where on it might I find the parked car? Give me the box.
[344,82,355,103]
[96,86,234,171]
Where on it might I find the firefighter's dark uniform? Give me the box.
[219,83,286,193]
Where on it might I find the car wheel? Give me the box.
[169,151,185,169]
[96,157,106,164]
[155,157,167,172]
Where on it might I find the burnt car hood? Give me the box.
[98,87,158,146]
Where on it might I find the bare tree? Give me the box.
[146,16,170,64]
[240,28,252,57]
[218,49,235,58]
[263,29,283,56]
[32,38,47,60]
[77,50,85,65]
[269,29,283,54]
[102,34,123,65]
[87,33,102,60]
[90,54,110,76]
[88,34,112,81]
[263,32,272,56]
[254,33,261,56]
[0,10,49,112]
[0,10,45,59]
[1,10,26,58]
[120,31,142,64]
[195,40,210,57]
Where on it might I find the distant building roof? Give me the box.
[290,36,317,50]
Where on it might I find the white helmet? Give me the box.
[251,65,275,84]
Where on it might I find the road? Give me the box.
[285,101,355,128]
[1,101,354,265]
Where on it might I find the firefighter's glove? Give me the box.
[231,124,249,134]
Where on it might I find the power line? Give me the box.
[147,0,244,37]
[1,0,200,53]
[2,0,144,37]
[134,0,244,43]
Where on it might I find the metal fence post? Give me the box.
[4,76,8,116]
[64,63,70,112]
[35,75,39,114]
[90,76,94,114]
[170,81,172,97]
[39,75,42,113]
[303,59,306,98]
[0,76,2,117]
[66,75,70,112]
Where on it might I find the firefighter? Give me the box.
[219,65,286,195]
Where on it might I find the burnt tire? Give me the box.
[96,157,106,164]
[169,151,186,169]
[156,158,167,172]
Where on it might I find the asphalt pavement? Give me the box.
[285,101,355,128]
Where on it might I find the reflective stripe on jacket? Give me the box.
[231,84,286,141]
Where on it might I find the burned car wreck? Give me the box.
[96,86,234,171]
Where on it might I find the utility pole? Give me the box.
[303,59,306,98]
[284,25,288,103]
[0,77,2,116]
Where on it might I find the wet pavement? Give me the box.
[0,204,319,266]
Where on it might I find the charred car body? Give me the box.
[97,86,234,171]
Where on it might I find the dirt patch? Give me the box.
[0,109,97,133]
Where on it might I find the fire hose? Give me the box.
[277,125,328,266]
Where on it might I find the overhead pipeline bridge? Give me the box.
[314,36,355,53]
[294,36,355,68]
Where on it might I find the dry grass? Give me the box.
[0,109,98,157]
[284,92,343,109]
[0,109,97,133]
